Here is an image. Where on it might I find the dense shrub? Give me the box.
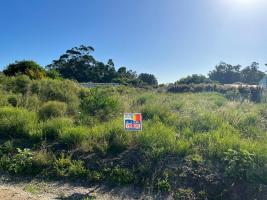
[10,75,31,94]
[137,120,178,157]
[31,79,80,114]
[42,117,73,140]
[105,166,134,185]
[0,148,33,174]
[7,96,18,107]
[168,84,263,102]
[53,154,87,178]
[32,150,54,171]
[59,126,88,147]
[81,88,119,120]
[38,101,67,120]
[0,77,266,198]
[224,149,255,182]
[107,128,129,155]
[3,60,46,79]
[0,107,37,138]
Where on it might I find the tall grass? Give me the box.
[0,107,38,138]
[0,75,266,198]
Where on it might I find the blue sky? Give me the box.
[0,0,267,83]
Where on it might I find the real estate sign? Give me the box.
[124,113,142,131]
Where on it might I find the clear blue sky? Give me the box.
[1,0,267,83]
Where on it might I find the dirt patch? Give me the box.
[0,173,160,200]
[0,185,41,200]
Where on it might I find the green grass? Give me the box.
[0,76,266,199]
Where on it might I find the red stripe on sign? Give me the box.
[135,114,141,122]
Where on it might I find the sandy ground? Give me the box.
[0,174,163,200]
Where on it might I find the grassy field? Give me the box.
[0,75,267,199]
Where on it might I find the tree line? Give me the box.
[2,45,266,87]
[1,45,158,87]
[176,62,266,85]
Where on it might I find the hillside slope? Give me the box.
[0,75,267,199]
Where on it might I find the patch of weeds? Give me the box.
[224,148,255,182]
[104,166,134,185]
[54,153,87,178]
[24,184,41,195]
[173,188,196,200]
[0,148,33,174]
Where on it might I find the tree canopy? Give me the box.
[138,73,158,86]
[46,45,158,86]
[240,62,265,85]
[176,74,212,84]
[3,60,46,79]
[47,45,117,83]
[208,62,241,84]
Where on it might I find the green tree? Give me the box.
[47,45,117,83]
[209,62,241,84]
[176,74,212,84]
[3,60,46,79]
[112,67,138,85]
[240,62,265,84]
[138,73,158,86]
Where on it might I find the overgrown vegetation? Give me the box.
[0,74,266,199]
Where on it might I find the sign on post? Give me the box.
[124,113,142,131]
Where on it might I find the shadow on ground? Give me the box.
[56,193,96,200]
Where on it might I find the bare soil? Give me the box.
[0,173,164,200]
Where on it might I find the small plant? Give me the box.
[0,141,14,156]
[173,188,196,200]
[7,96,18,107]
[24,184,41,194]
[224,148,255,181]
[32,150,54,171]
[157,178,171,192]
[1,148,33,174]
[53,153,87,178]
[105,166,134,185]
[68,160,87,178]
[88,170,103,182]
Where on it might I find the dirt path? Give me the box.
[0,174,159,200]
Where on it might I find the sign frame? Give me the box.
[124,113,142,131]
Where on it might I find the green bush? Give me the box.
[157,178,171,192]
[7,96,18,107]
[0,141,14,157]
[53,154,87,178]
[105,166,134,185]
[3,60,46,79]
[59,126,88,147]
[42,117,73,140]
[224,149,255,181]
[0,90,8,106]
[88,170,103,182]
[137,120,178,158]
[0,148,33,174]
[10,75,31,94]
[0,107,37,138]
[32,150,54,171]
[68,160,87,178]
[38,101,67,120]
[107,128,129,155]
[81,88,119,120]
[32,79,80,110]
[173,188,196,200]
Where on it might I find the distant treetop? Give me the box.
[3,60,46,79]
